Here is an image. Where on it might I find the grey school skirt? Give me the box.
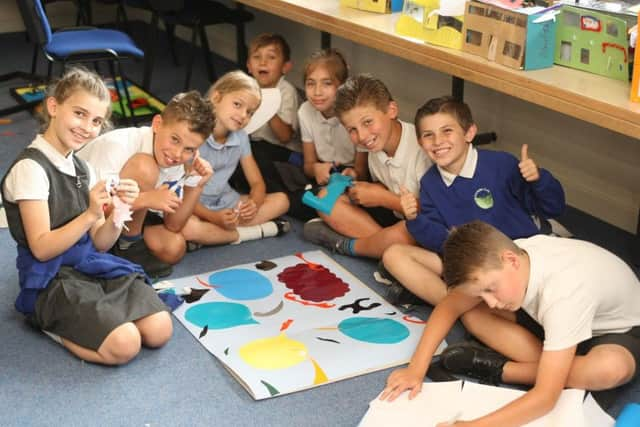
[32,266,168,350]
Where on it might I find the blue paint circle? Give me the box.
[185,302,258,329]
[209,269,273,300]
[338,317,409,344]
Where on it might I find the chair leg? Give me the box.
[163,21,180,66]
[142,11,160,90]
[199,24,216,83]
[108,60,131,125]
[31,46,39,75]
[184,26,199,91]
[236,23,248,69]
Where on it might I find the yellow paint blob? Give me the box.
[239,333,308,370]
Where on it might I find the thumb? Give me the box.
[400,186,410,196]
[520,144,529,161]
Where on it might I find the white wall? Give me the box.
[2,0,638,232]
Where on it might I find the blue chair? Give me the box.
[19,0,145,122]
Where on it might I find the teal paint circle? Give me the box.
[338,317,409,344]
[185,301,258,329]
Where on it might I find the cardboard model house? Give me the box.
[555,6,629,81]
[461,1,557,70]
[340,0,404,14]
[395,0,466,49]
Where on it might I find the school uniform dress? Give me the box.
[1,137,167,350]
[406,145,565,253]
[199,130,250,210]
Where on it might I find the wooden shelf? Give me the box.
[236,0,640,139]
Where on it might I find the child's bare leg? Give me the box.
[461,305,543,363]
[180,215,239,245]
[503,345,636,388]
[239,192,289,226]
[61,323,141,365]
[382,244,446,305]
[144,224,186,264]
[134,311,173,348]
[320,195,381,238]
[352,221,415,258]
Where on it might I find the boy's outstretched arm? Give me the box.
[453,347,575,427]
[380,291,481,402]
[268,114,294,144]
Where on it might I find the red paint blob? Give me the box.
[278,263,350,302]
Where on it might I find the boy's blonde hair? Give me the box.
[40,66,111,132]
[334,74,393,118]
[249,33,291,62]
[161,91,215,139]
[414,96,474,134]
[303,48,349,85]
[442,220,522,289]
[206,70,261,106]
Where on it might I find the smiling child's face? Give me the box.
[151,115,204,168]
[339,101,398,153]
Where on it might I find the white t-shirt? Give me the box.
[518,234,640,351]
[3,135,97,202]
[367,120,431,197]
[298,100,356,166]
[76,126,184,189]
[250,76,301,152]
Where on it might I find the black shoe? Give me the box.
[441,340,508,385]
[112,239,173,279]
[384,281,425,307]
[274,218,291,236]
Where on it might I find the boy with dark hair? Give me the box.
[303,74,431,258]
[243,32,300,194]
[382,220,640,426]
[77,91,215,278]
[380,95,565,306]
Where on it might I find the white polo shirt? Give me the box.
[367,120,431,197]
[76,126,184,189]
[298,100,356,166]
[518,234,640,351]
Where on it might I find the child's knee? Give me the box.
[100,322,142,365]
[382,244,405,268]
[121,153,160,189]
[141,312,173,348]
[274,192,290,211]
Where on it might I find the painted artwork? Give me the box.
[170,251,441,400]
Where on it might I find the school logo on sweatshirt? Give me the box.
[474,188,494,209]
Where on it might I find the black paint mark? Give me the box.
[224,347,229,356]
[184,288,209,303]
[338,297,381,314]
[255,260,277,271]
[385,311,397,316]
[316,337,340,344]
[199,325,208,339]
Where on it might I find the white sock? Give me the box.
[42,330,63,346]
[234,221,279,244]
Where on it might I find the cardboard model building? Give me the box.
[395,0,466,49]
[555,5,629,81]
[340,0,404,14]
[461,1,558,70]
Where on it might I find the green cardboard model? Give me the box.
[555,5,629,81]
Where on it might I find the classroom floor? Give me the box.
[0,21,638,426]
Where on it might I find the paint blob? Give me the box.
[278,263,349,302]
[239,333,308,369]
[208,269,273,300]
[185,302,258,329]
[338,317,410,344]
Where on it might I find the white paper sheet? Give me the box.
[243,87,281,134]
